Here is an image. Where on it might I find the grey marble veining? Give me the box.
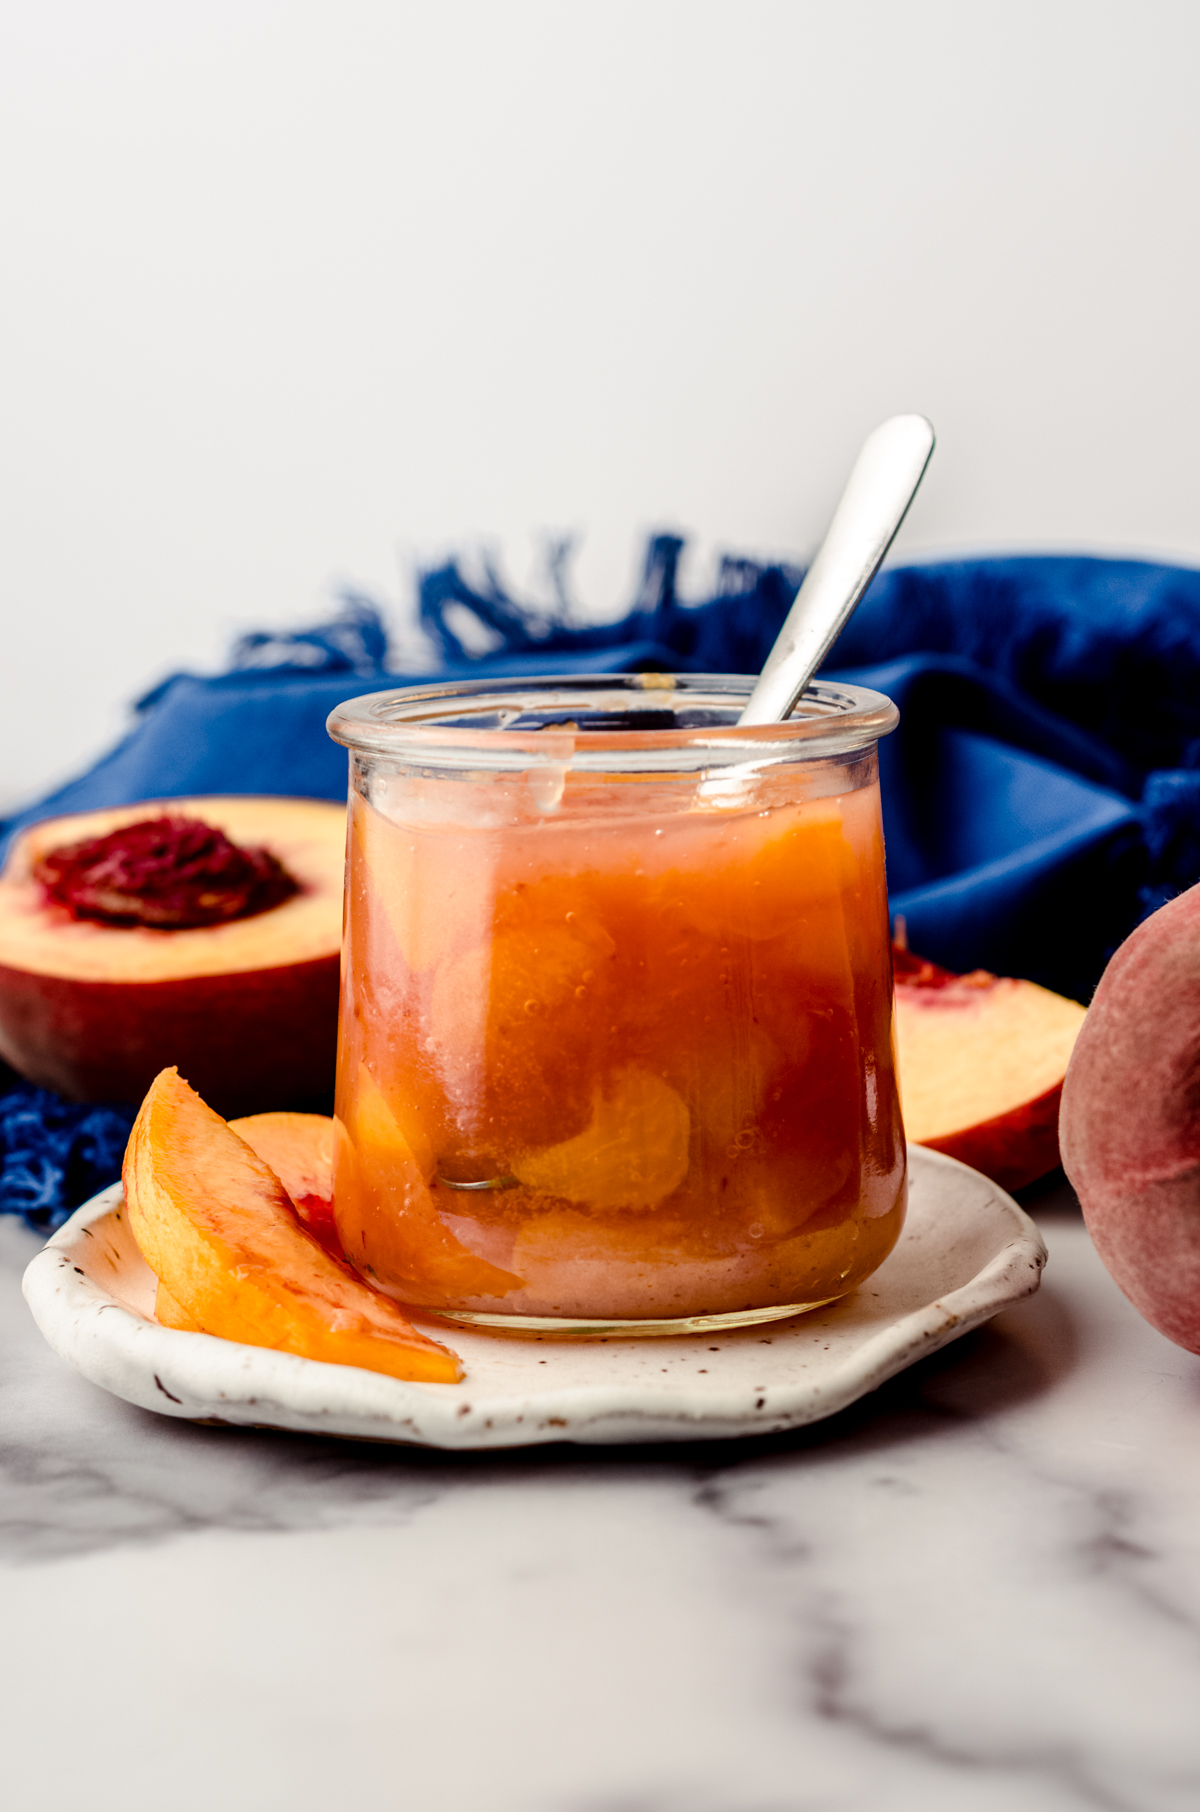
[3,1188,1200,1812]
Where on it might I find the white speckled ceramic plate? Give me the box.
[22,1146,1045,1448]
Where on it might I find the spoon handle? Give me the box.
[738,414,935,726]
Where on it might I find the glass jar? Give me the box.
[326,673,904,1336]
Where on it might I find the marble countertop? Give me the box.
[3,1181,1199,1812]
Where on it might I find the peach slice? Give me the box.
[333,1066,523,1306]
[126,1067,461,1383]
[893,946,1086,1191]
[154,1283,198,1330]
[229,1110,338,1251]
[0,797,346,1114]
[155,1109,338,1328]
[512,1066,691,1209]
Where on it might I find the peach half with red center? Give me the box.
[893,944,1087,1192]
[0,797,345,1115]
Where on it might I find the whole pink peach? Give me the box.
[1060,884,1200,1353]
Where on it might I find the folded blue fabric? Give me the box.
[5,543,1200,1226]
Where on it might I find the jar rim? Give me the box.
[327,673,899,765]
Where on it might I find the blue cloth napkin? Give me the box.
[5,542,1200,1225]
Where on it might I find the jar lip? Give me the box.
[327,673,899,762]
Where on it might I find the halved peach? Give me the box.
[126,1067,461,1383]
[893,945,1087,1190]
[0,797,345,1114]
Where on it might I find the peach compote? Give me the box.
[327,677,906,1331]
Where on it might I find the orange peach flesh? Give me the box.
[229,1109,335,1206]
[155,1110,338,1331]
[127,1068,460,1384]
[154,1283,198,1330]
[895,968,1086,1190]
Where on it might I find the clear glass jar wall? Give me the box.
[327,675,905,1334]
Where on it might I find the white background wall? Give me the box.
[2,0,1198,810]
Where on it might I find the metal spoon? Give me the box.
[738,414,935,726]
